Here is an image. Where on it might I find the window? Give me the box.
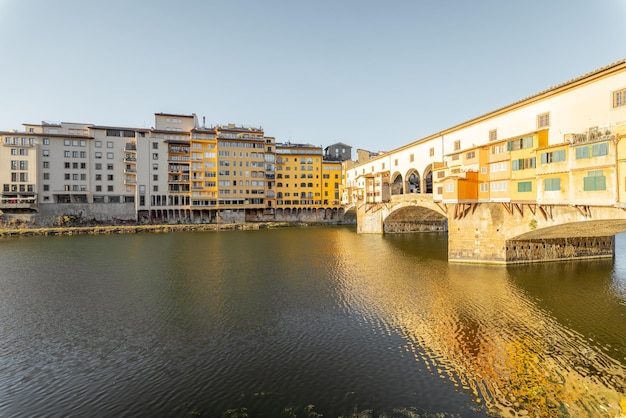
[95,141,102,148]
[537,112,550,128]
[394,159,398,166]
[64,139,70,146]
[454,140,461,151]
[43,173,50,180]
[489,130,497,141]
[592,142,608,157]
[153,153,158,160]
[410,154,414,162]
[508,136,533,151]
[43,161,50,168]
[43,138,50,145]
[95,152,102,159]
[583,170,606,191]
[107,152,114,159]
[43,185,49,191]
[429,147,434,157]
[96,185,102,192]
[153,163,158,170]
[107,141,114,148]
[95,163,102,170]
[96,174,102,181]
[613,88,626,108]
[72,162,78,169]
[153,175,158,181]
[491,143,506,154]
[445,183,454,192]
[466,151,475,159]
[107,185,114,192]
[575,146,590,159]
[64,151,71,158]
[107,164,114,170]
[480,183,488,192]
[544,178,561,191]
[517,181,532,192]
[80,151,86,158]
[153,185,158,192]
[107,175,114,181]
[512,157,536,171]
[491,181,508,192]
[491,161,509,173]
[540,149,566,164]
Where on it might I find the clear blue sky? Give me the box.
[1,0,624,153]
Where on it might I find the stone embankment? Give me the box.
[0,222,312,238]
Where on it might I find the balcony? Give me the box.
[124,156,137,162]
[124,143,137,152]
[168,176,190,183]
[124,167,137,174]
[124,178,137,185]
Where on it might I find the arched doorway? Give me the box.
[391,173,403,195]
[423,166,433,194]
[407,171,421,193]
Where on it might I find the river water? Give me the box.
[0,227,625,417]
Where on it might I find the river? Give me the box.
[0,227,624,417]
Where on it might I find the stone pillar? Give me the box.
[356,203,384,233]
[447,203,508,263]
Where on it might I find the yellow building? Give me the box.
[215,124,266,221]
[189,128,218,211]
[567,127,618,207]
[536,142,570,205]
[509,130,547,203]
[275,143,322,207]
[321,160,342,206]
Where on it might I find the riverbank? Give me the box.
[0,221,315,238]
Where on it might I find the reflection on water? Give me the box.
[0,228,625,417]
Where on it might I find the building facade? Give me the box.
[0,114,346,226]
[344,59,626,212]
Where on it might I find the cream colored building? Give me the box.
[344,59,626,210]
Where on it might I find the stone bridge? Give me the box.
[357,194,626,264]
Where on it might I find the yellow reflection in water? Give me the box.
[337,233,626,417]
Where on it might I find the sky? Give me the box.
[0,0,624,153]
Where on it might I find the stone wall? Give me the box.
[33,203,136,226]
[506,236,614,263]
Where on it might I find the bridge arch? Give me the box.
[406,169,421,194]
[391,171,404,195]
[381,198,448,233]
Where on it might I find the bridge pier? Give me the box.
[447,203,618,264]
[356,203,384,233]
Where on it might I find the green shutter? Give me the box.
[576,147,590,159]
[544,178,561,191]
[522,136,533,149]
[584,175,606,191]
[592,142,608,157]
[517,181,532,192]
[555,149,566,162]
